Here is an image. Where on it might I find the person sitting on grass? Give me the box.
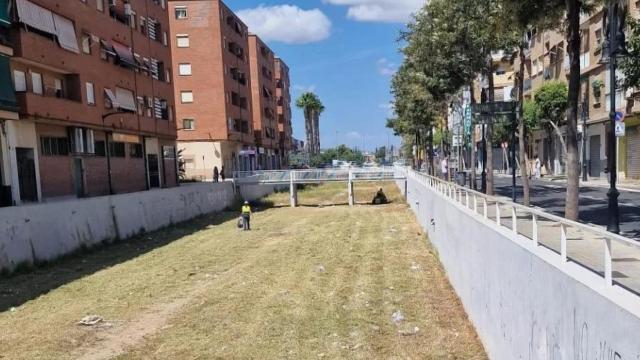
[372,187,388,205]
[241,201,252,231]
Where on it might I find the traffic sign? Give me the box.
[615,111,625,122]
[615,121,626,137]
[471,101,516,115]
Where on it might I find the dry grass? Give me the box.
[0,182,486,359]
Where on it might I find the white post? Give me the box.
[290,171,297,208]
[604,238,613,286]
[473,194,478,214]
[532,214,539,246]
[465,191,470,208]
[511,206,517,234]
[560,223,567,263]
[495,203,501,226]
[483,198,488,219]
[348,170,354,206]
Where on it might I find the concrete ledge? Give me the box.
[0,182,278,273]
[402,175,640,358]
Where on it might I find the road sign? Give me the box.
[452,135,462,147]
[471,101,516,115]
[615,111,625,122]
[615,121,626,137]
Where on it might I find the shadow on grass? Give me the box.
[0,211,238,313]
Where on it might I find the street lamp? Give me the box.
[599,0,629,234]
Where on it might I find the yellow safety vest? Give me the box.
[242,205,251,214]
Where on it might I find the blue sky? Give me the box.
[228,0,424,152]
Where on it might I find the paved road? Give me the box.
[489,175,640,240]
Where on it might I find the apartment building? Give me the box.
[514,2,640,179]
[1,0,177,206]
[275,57,292,167]
[0,0,19,206]
[248,34,280,170]
[169,0,256,179]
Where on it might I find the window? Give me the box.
[178,63,192,75]
[86,82,95,105]
[181,91,193,103]
[31,72,43,95]
[175,6,187,19]
[137,96,144,115]
[13,70,26,92]
[54,78,63,98]
[81,34,91,54]
[183,118,195,130]
[94,140,106,156]
[140,17,146,36]
[41,137,69,156]
[129,11,137,29]
[109,141,126,157]
[176,34,189,48]
[162,31,168,46]
[96,0,104,12]
[129,143,143,158]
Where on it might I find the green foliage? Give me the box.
[374,146,386,161]
[310,145,364,167]
[295,92,325,113]
[619,17,640,89]
[533,80,568,126]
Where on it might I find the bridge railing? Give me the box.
[234,167,405,184]
[407,168,640,295]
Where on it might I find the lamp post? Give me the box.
[580,95,588,182]
[600,0,628,234]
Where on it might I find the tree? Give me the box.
[374,146,387,162]
[534,81,569,176]
[619,17,640,89]
[295,92,325,156]
[500,0,563,205]
[310,145,364,167]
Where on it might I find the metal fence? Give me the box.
[233,167,405,185]
[407,168,640,295]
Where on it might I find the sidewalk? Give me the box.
[494,172,640,192]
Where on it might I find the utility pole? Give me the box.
[600,0,628,234]
[581,95,589,182]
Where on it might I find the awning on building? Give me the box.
[115,87,136,112]
[52,13,79,53]
[16,0,56,35]
[104,88,119,108]
[0,55,18,112]
[100,39,116,57]
[112,41,136,68]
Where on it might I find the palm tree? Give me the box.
[296,92,325,156]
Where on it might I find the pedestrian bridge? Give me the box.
[233,167,407,206]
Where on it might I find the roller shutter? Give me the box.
[627,126,640,179]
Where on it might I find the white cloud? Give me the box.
[377,58,396,76]
[237,5,331,44]
[293,84,317,93]
[323,0,423,23]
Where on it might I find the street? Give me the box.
[491,175,640,240]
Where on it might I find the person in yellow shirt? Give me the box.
[241,201,252,231]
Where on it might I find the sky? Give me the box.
[228,0,425,152]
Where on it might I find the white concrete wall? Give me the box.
[402,173,640,359]
[0,182,242,272]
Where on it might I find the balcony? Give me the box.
[16,92,96,124]
[12,29,76,73]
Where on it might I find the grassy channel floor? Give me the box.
[0,182,486,359]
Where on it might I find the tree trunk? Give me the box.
[305,109,312,156]
[564,0,581,221]
[518,45,530,206]
[486,53,495,195]
[313,111,321,154]
[470,84,477,190]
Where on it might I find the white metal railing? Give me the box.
[233,167,406,184]
[406,168,640,293]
